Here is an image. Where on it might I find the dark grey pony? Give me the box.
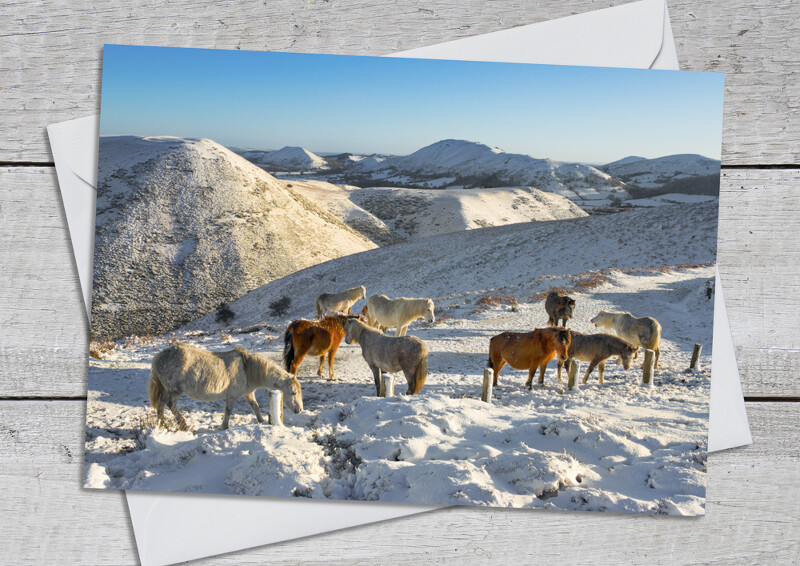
[545,291,576,327]
[344,319,428,395]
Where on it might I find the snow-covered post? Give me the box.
[381,373,394,397]
[642,349,655,386]
[482,368,493,403]
[268,390,283,426]
[690,343,703,370]
[567,360,579,391]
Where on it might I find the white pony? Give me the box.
[315,285,366,319]
[149,343,303,430]
[590,310,662,369]
[366,294,435,336]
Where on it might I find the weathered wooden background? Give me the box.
[1,1,798,563]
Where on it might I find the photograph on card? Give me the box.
[84,45,724,515]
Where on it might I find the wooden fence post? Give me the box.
[567,360,579,391]
[642,349,655,385]
[381,373,394,397]
[690,343,703,370]
[482,368,493,403]
[268,390,283,425]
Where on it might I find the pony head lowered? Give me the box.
[423,299,435,323]
[617,343,639,370]
[550,328,572,362]
[235,346,303,413]
[359,285,367,299]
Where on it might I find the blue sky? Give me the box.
[100,45,725,163]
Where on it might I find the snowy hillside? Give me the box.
[349,186,587,240]
[93,136,375,340]
[601,154,720,191]
[278,180,403,246]
[85,201,716,514]
[238,146,328,171]
[187,200,717,331]
[287,180,587,243]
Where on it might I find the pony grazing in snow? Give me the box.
[556,331,639,385]
[545,291,576,327]
[283,313,358,380]
[315,285,366,319]
[344,318,428,396]
[149,344,303,431]
[488,327,571,389]
[590,310,662,369]
[366,294,435,336]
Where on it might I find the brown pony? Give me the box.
[487,327,571,389]
[283,313,357,380]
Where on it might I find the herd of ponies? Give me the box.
[147,285,663,430]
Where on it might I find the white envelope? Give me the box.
[48,1,751,564]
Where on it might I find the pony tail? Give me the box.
[148,364,165,409]
[283,327,296,373]
[315,298,323,319]
[411,357,428,394]
[486,356,494,369]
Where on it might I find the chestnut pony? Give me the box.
[283,313,358,380]
[487,327,571,389]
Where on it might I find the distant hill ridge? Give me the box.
[349,139,626,197]
[600,154,720,191]
[236,140,719,205]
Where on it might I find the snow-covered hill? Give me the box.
[601,154,720,190]
[238,146,328,171]
[603,155,646,167]
[287,180,588,244]
[344,140,628,207]
[93,136,375,340]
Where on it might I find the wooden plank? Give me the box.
[0,400,796,564]
[0,0,798,164]
[717,169,800,396]
[0,167,88,397]
[3,167,799,397]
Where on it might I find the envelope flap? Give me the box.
[47,115,99,186]
[393,0,666,69]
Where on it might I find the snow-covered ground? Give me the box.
[85,202,715,515]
